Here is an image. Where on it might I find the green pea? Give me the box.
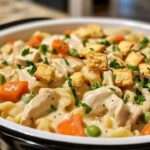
[144,112,150,122]
[0,74,6,84]
[86,125,101,137]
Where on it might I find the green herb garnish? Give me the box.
[64,34,70,40]
[1,60,8,65]
[81,103,92,114]
[0,74,6,84]
[99,39,110,46]
[139,37,149,49]
[82,39,88,46]
[21,48,30,56]
[39,44,48,55]
[112,44,120,51]
[67,77,80,106]
[69,48,79,57]
[43,57,49,64]
[63,58,70,66]
[48,105,57,113]
[26,61,37,75]
[134,89,145,105]
[127,65,139,71]
[109,59,124,69]
[90,81,101,90]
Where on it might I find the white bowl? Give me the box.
[0,18,150,146]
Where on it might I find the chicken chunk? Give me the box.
[17,69,38,90]
[83,87,112,116]
[127,103,142,126]
[125,52,144,66]
[35,63,54,82]
[139,63,150,78]
[21,88,59,126]
[113,69,133,88]
[105,94,129,126]
[15,48,41,66]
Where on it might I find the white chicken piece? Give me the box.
[68,35,84,50]
[15,48,41,66]
[82,86,122,116]
[21,88,59,126]
[51,56,83,78]
[17,69,38,90]
[127,103,142,126]
[105,94,129,126]
[141,88,150,112]
[55,88,74,111]
[13,40,25,52]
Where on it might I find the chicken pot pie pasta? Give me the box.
[0,25,150,137]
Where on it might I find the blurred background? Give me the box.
[0,0,150,25]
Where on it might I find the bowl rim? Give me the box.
[0,17,150,146]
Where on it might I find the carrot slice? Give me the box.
[113,35,124,43]
[28,35,43,48]
[57,114,85,136]
[141,123,150,135]
[0,81,28,102]
[52,39,69,56]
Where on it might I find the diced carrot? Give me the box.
[52,39,69,56]
[57,114,85,136]
[113,35,124,43]
[28,35,43,48]
[141,123,150,135]
[0,81,28,102]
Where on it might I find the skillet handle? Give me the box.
[0,17,51,30]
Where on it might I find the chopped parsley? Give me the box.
[0,74,6,84]
[99,39,110,46]
[26,61,37,75]
[90,81,101,90]
[63,58,70,66]
[39,44,48,55]
[43,57,49,64]
[1,60,8,65]
[64,34,70,40]
[21,48,30,56]
[69,48,79,57]
[134,89,145,105]
[135,76,150,90]
[139,37,149,49]
[127,65,139,71]
[109,59,124,69]
[82,39,88,46]
[112,44,120,52]
[67,77,80,106]
[81,103,92,114]
[48,105,57,113]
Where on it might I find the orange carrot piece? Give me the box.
[141,123,150,135]
[0,81,28,102]
[57,114,85,136]
[52,39,69,56]
[113,35,124,43]
[28,35,43,48]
